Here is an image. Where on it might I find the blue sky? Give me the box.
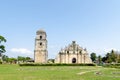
[0,0,120,58]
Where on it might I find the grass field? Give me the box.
[0,65,120,80]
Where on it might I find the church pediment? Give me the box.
[59,41,87,54]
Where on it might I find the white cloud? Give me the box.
[10,48,33,55]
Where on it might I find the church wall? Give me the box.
[66,53,69,63]
[84,54,92,63]
[77,54,80,63]
[55,54,59,63]
[61,54,66,63]
[55,53,92,64]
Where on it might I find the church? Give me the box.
[34,29,92,64]
[55,41,92,63]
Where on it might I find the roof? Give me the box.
[60,41,85,52]
[36,29,46,35]
[37,29,46,33]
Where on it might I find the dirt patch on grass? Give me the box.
[77,70,99,75]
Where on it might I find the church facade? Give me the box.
[34,29,48,63]
[55,41,92,63]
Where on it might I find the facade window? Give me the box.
[67,51,69,53]
[40,36,42,40]
[79,51,82,54]
[40,42,42,46]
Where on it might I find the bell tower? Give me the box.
[34,29,48,63]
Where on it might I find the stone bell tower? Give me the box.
[34,29,48,63]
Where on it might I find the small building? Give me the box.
[55,41,92,64]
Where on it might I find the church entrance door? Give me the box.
[72,58,76,63]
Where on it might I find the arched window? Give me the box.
[67,51,69,53]
[40,42,42,46]
[40,36,42,40]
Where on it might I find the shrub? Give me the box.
[19,63,96,66]
[103,63,120,68]
[0,62,2,64]
[0,60,2,64]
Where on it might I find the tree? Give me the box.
[102,56,107,63]
[17,56,32,63]
[48,59,55,63]
[105,50,117,63]
[8,58,17,64]
[106,53,112,63]
[110,50,116,62]
[0,35,6,62]
[98,55,102,64]
[2,55,9,62]
[17,56,25,62]
[90,53,97,62]
[25,57,31,61]
[102,50,120,63]
[0,35,6,53]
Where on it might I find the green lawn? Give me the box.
[0,65,120,80]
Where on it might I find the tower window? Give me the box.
[40,42,42,46]
[67,51,69,53]
[40,36,42,40]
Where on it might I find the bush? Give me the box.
[103,63,120,68]
[19,63,96,66]
[0,61,2,64]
